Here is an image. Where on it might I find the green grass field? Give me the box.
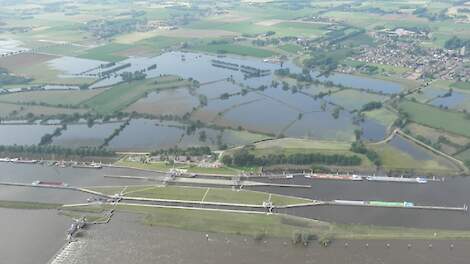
[363,108,397,127]
[0,200,61,209]
[327,89,387,111]
[450,82,470,91]
[369,140,458,173]
[190,42,276,58]
[79,43,133,62]
[118,204,326,238]
[63,203,470,240]
[89,185,311,206]
[399,100,470,138]
[224,138,374,170]
[82,76,190,114]
[278,43,303,54]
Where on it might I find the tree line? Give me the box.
[223,149,362,167]
[151,146,212,157]
[0,145,114,157]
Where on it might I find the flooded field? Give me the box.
[69,213,470,264]
[0,51,407,149]
[53,122,123,148]
[0,208,69,264]
[0,124,59,145]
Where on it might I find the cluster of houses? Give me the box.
[352,28,470,81]
[127,154,223,168]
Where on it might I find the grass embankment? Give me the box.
[119,204,327,238]
[115,159,240,175]
[399,100,470,138]
[0,200,61,209]
[62,204,470,240]
[81,76,191,114]
[88,185,312,206]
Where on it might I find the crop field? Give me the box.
[0,90,102,106]
[82,76,191,114]
[399,100,470,138]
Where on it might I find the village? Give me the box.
[349,28,470,81]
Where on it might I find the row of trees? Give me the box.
[151,146,212,156]
[0,145,114,157]
[39,124,67,145]
[223,149,362,167]
[350,141,381,166]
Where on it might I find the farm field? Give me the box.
[369,138,460,174]
[81,76,191,114]
[78,43,133,62]
[189,42,277,58]
[399,100,470,138]
[0,90,102,106]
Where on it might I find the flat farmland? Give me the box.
[125,87,199,116]
[0,53,57,72]
[0,53,95,85]
[399,100,470,138]
[82,76,191,114]
[78,43,133,62]
[0,90,102,106]
[190,42,277,58]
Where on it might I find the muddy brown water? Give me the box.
[72,213,470,264]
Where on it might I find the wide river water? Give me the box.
[1,163,469,230]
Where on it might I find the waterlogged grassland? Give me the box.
[82,76,191,114]
[399,100,470,138]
